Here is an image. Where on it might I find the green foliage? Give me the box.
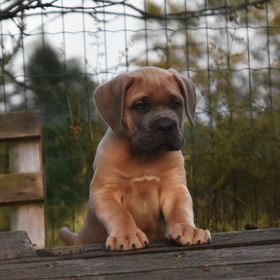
[26,42,103,246]
[185,107,280,231]
[138,0,280,231]
[146,1,161,15]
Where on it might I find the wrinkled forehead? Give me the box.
[125,68,182,105]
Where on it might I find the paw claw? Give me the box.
[106,228,149,251]
[167,224,211,246]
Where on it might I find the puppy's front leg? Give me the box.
[161,186,211,245]
[92,188,149,251]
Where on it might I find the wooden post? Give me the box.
[9,141,45,248]
[0,111,45,249]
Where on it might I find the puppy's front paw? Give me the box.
[167,223,211,246]
[106,228,149,251]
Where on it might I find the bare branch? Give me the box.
[0,0,271,22]
[0,0,58,21]
[3,68,33,90]
[0,14,24,66]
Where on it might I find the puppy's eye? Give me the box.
[133,101,146,110]
[132,98,150,111]
[171,99,183,109]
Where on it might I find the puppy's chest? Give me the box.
[124,175,161,219]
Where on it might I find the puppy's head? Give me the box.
[94,67,196,153]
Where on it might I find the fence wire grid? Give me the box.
[0,0,280,247]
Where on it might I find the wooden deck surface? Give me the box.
[0,228,280,279]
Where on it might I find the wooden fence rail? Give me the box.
[0,111,45,248]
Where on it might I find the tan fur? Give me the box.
[59,67,211,250]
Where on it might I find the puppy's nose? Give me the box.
[157,118,176,132]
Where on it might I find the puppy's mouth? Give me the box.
[130,117,184,153]
[134,134,184,153]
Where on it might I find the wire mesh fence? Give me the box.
[0,0,280,247]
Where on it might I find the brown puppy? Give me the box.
[59,66,211,250]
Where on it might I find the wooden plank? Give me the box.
[0,172,44,205]
[210,227,280,246]
[35,262,280,280]
[0,231,36,261]
[62,262,280,280]
[37,227,280,258]
[0,244,279,279]
[10,204,45,249]
[0,111,45,248]
[0,111,41,141]
[9,141,45,249]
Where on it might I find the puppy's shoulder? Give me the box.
[98,129,129,151]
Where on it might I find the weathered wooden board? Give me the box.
[8,129,45,248]
[0,243,279,279]
[0,111,45,248]
[64,262,280,280]
[0,172,44,205]
[37,227,280,258]
[10,204,45,249]
[0,111,41,142]
[0,229,280,279]
[0,231,36,261]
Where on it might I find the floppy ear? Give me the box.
[168,69,196,125]
[93,73,133,132]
